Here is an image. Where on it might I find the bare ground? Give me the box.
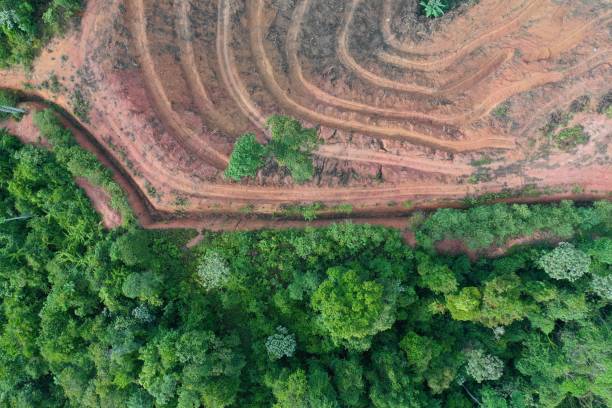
[0,0,610,230]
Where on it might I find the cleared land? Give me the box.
[0,0,611,227]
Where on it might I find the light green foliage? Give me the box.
[33,109,134,223]
[554,125,589,150]
[196,251,230,291]
[224,133,266,181]
[267,115,320,184]
[465,349,504,383]
[417,201,605,251]
[446,287,482,321]
[479,273,531,327]
[265,326,296,360]
[537,242,591,282]
[421,0,447,18]
[416,252,458,294]
[311,266,397,351]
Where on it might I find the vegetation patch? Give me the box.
[554,125,589,151]
[70,88,91,123]
[0,142,610,407]
[0,0,84,67]
[32,108,134,224]
[225,115,321,184]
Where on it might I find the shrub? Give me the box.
[421,0,447,18]
[554,125,589,150]
[224,133,267,181]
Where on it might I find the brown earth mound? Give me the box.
[1,0,611,228]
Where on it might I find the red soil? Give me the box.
[0,0,610,230]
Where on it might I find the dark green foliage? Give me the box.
[0,0,84,67]
[0,129,610,407]
[33,108,134,223]
[267,115,320,184]
[224,133,266,181]
[225,116,320,184]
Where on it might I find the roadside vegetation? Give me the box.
[420,0,471,18]
[32,108,134,223]
[1,126,611,407]
[225,115,320,184]
[0,0,84,67]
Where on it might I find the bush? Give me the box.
[420,0,447,18]
[554,125,589,150]
[224,133,266,181]
[267,115,320,184]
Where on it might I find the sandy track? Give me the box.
[127,0,229,168]
[245,0,515,152]
[380,0,541,57]
[1,0,610,229]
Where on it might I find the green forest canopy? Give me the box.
[0,0,83,67]
[1,127,611,407]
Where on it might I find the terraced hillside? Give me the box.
[1,0,611,227]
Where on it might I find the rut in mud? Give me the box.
[0,0,610,226]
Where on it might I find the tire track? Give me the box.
[174,0,245,135]
[213,0,476,173]
[127,0,229,168]
[339,0,514,97]
[285,0,462,128]
[244,0,515,152]
[380,0,540,59]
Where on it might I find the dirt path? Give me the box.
[245,0,515,152]
[127,0,229,168]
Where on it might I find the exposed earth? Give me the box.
[1,0,611,228]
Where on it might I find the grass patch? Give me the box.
[492,102,510,119]
[554,125,589,151]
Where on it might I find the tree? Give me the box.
[267,115,320,184]
[196,251,230,291]
[537,242,590,282]
[311,267,397,351]
[265,326,296,360]
[446,287,481,322]
[224,133,266,181]
[465,349,504,383]
[415,252,458,294]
